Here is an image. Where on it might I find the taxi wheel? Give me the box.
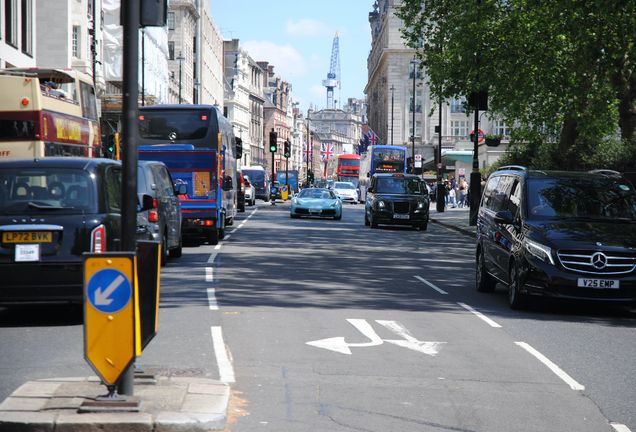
[364,212,370,226]
[370,214,378,228]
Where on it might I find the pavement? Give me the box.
[0,200,473,432]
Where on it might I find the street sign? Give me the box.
[471,129,485,143]
[281,185,289,200]
[84,252,137,385]
[414,155,422,168]
[437,163,443,169]
[459,168,465,176]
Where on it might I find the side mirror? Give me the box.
[140,194,154,212]
[494,210,515,225]
[176,184,187,195]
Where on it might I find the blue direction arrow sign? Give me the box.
[87,268,132,313]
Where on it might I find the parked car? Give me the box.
[333,181,359,204]
[270,181,282,201]
[290,188,342,220]
[364,173,429,230]
[138,160,185,266]
[0,157,154,304]
[476,166,636,309]
[237,170,246,212]
[244,174,256,206]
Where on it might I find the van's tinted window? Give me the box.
[242,170,265,188]
[527,177,636,219]
[482,176,501,210]
[508,180,522,216]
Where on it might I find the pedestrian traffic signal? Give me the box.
[269,131,278,152]
[284,140,290,158]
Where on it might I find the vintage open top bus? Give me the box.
[358,145,407,201]
[0,68,100,159]
[336,154,361,188]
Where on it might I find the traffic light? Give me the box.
[235,137,243,159]
[269,131,278,152]
[284,140,290,158]
[102,134,115,159]
[307,170,314,184]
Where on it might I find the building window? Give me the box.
[167,12,175,30]
[450,97,466,113]
[5,0,19,47]
[20,0,32,55]
[451,120,469,137]
[409,90,422,113]
[72,25,80,58]
[409,120,421,137]
[494,120,509,136]
[168,41,174,60]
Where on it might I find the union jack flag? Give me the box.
[321,142,334,162]
[368,128,378,146]
[303,142,312,162]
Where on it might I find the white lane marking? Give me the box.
[211,326,235,382]
[207,253,217,264]
[231,228,239,234]
[207,288,219,310]
[225,235,231,240]
[457,302,502,328]
[414,276,448,295]
[214,244,221,250]
[610,423,632,432]
[515,342,585,391]
[205,267,214,282]
[306,319,383,355]
[376,320,446,356]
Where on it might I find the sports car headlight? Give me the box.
[524,238,555,265]
[331,202,336,208]
[292,198,298,205]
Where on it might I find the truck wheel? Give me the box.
[206,229,218,245]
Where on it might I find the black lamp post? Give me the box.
[390,84,395,146]
[410,58,420,173]
[177,52,185,104]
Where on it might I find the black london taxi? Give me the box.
[364,173,429,230]
[0,157,153,304]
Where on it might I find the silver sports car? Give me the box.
[290,188,342,220]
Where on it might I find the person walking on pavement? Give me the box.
[458,178,468,208]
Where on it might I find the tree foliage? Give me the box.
[396,0,636,160]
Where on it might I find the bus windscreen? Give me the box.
[138,109,214,143]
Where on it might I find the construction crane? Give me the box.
[322,32,341,109]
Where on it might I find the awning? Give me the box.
[421,150,473,171]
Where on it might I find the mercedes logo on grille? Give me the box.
[591,252,607,269]
[169,132,177,140]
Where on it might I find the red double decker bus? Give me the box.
[336,154,360,188]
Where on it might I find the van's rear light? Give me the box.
[91,225,106,253]
[148,199,158,222]
[197,220,214,226]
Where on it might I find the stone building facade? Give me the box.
[167,0,198,105]
[364,0,510,172]
[195,0,224,106]
[224,39,265,169]
[259,62,291,174]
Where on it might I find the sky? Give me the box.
[208,1,374,114]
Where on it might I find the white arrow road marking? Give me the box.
[376,320,446,356]
[306,319,383,355]
[94,275,125,306]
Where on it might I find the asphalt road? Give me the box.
[0,201,635,432]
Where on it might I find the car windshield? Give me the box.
[527,177,636,220]
[376,177,425,195]
[298,188,336,199]
[0,168,93,214]
[334,182,355,190]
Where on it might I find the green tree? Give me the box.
[396,0,636,158]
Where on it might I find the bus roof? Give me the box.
[338,154,360,159]
[1,67,92,84]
